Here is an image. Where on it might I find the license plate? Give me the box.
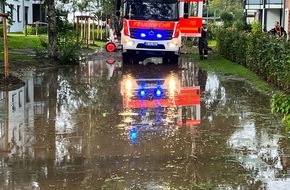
[145,42,158,46]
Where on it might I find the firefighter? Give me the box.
[198,20,208,60]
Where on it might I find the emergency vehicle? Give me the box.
[111,0,204,63]
[119,61,201,145]
[120,74,200,125]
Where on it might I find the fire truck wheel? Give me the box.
[105,42,116,52]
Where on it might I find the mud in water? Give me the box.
[0,56,288,190]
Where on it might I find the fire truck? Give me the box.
[119,62,201,144]
[112,0,204,63]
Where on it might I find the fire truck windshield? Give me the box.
[124,0,179,21]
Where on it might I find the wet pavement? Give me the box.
[0,55,289,190]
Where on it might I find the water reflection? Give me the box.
[119,59,201,145]
[0,56,288,189]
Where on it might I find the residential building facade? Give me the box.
[3,0,33,32]
[244,0,284,32]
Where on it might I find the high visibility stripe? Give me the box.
[128,20,176,30]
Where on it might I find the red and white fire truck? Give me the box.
[112,0,204,63]
[120,66,201,128]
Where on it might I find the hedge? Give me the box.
[216,28,290,130]
[216,28,290,92]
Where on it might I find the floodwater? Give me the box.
[0,55,289,190]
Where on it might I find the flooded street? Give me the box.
[0,55,289,190]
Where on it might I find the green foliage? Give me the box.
[220,12,234,28]
[57,31,81,65]
[216,28,290,92]
[26,25,48,35]
[34,36,49,60]
[270,93,290,130]
[0,25,3,37]
[251,21,262,35]
[216,27,247,66]
[233,20,252,32]
[216,26,290,131]
[207,22,220,40]
[56,10,75,35]
[55,11,81,64]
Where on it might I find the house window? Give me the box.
[17,5,20,22]
[9,5,14,22]
[25,6,29,25]
[18,90,23,108]
[12,94,16,112]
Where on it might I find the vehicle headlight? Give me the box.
[123,36,134,46]
[169,78,176,93]
[168,39,179,48]
[125,79,133,90]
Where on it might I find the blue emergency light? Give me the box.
[139,89,146,98]
[129,127,137,144]
[155,87,163,98]
[137,29,166,40]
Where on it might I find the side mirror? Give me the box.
[184,3,189,19]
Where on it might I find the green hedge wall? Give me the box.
[216,28,290,92]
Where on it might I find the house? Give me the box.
[1,0,33,32]
[244,0,284,32]
[0,0,46,33]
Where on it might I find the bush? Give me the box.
[220,12,234,28]
[216,27,290,92]
[207,23,221,40]
[216,26,290,131]
[57,31,81,65]
[271,93,290,131]
[26,25,48,35]
[216,27,247,65]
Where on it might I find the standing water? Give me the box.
[0,56,288,190]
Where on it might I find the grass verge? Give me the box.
[0,33,106,63]
[185,44,276,94]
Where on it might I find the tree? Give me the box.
[45,0,116,61]
[47,0,57,60]
[220,12,234,28]
[209,0,243,20]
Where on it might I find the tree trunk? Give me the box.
[47,0,57,60]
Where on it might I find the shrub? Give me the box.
[216,26,290,131]
[216,27,247,65]
[216,27,290,92]
[271,93,290,131]
[220,12,234,28]
[26,25,48,35]
[57,31,81,65]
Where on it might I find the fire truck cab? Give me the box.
[116,0,204,63]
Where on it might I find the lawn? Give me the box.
[0,33,106,62]
[0,33,46,50]
[182,40,274,94]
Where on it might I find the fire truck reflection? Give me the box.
[120,66,201,144]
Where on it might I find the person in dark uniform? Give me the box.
[198,20,208,60]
